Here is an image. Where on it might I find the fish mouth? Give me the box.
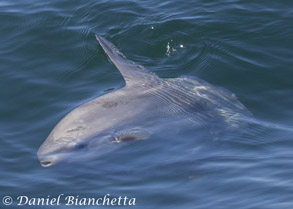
[38,155,59,168]
[40,160,54,167]
[37,151,64,168]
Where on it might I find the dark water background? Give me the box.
[1,0,293,208]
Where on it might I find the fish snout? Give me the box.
[40,159,53,167]
[37,149,60,168]
[37,154,59,168]
[40,158,54,167]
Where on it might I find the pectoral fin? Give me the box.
[111,129,150,143]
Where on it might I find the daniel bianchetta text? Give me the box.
[14,194,136,206]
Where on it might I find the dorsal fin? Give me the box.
[96,35,159,86]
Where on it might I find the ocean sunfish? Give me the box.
[37,35,250,167]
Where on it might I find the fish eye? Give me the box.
[74,143,87,150]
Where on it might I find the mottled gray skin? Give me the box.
[37,35,250,167]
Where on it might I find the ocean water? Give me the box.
[1,0,293,208]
